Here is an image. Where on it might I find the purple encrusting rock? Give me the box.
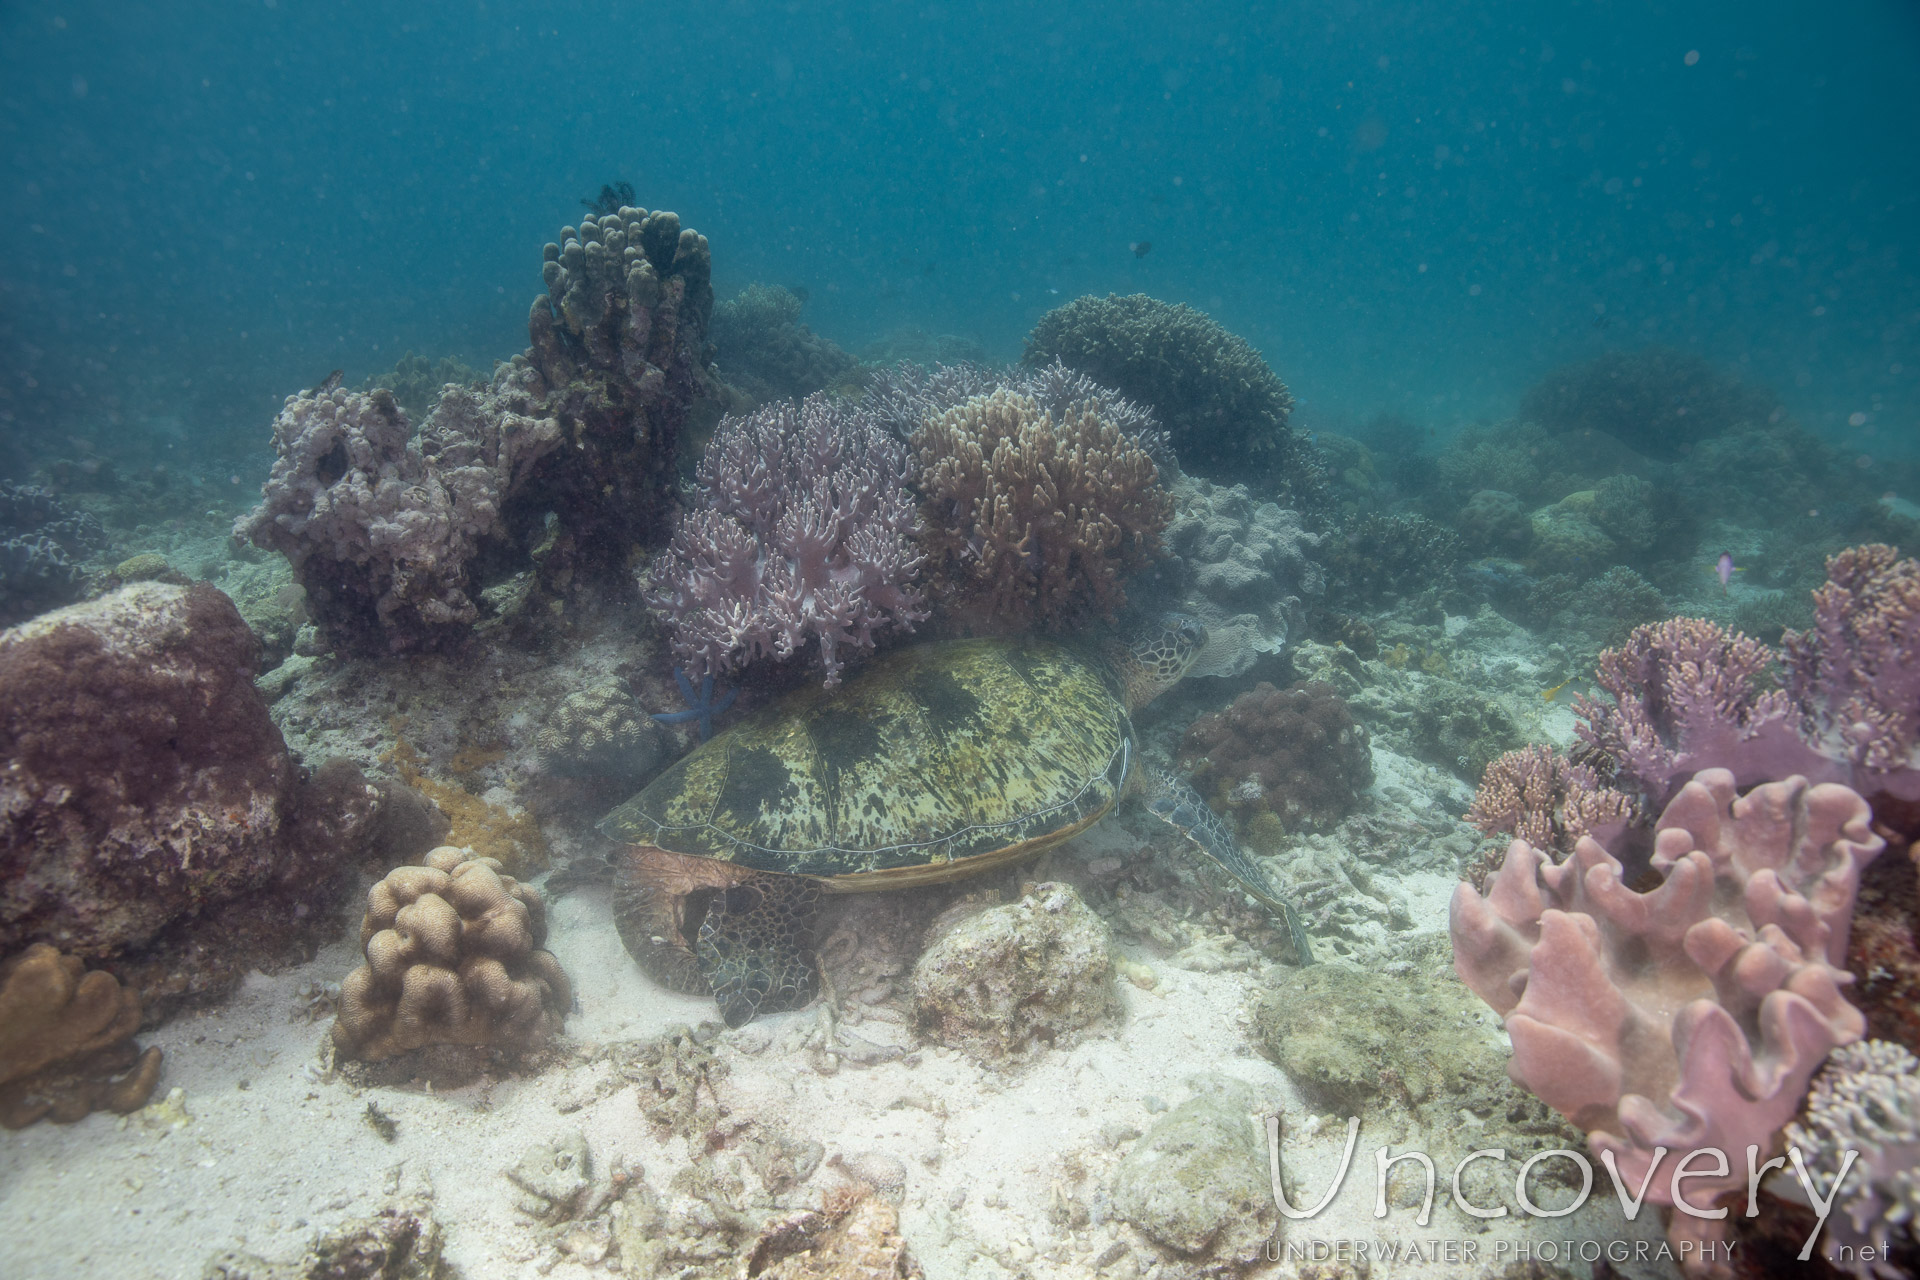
[0,583,304,958]
[645,393,926,686]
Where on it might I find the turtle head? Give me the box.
[1112,612,1208,710]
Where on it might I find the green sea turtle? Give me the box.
[602,615,1315,1026]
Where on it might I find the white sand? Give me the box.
[0,813,1682,1280]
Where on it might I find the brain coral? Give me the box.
[331,847,571,1063]
[1023,293,1321,505]
[911,388,1171,632]
[1178,681,1373,833]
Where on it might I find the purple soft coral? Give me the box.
[1784,544,1920,800]
[645,394,927,686]
[1573,616,1838,808]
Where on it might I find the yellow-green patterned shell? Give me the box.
[599,636,1134,888]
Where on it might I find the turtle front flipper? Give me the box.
[1143,770,1316,965]
[695,873,824,1027]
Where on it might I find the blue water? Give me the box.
[2,0,1916,471]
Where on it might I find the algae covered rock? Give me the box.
[1110,1075,1273,1261]
[1251,962,1500,1115]
[909,882,1118,1062]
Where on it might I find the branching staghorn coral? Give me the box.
[645,393,926,687]
[910,389,1171,631]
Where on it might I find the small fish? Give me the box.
[314,369,343,395]
[1130,240,1153,258]
[1541,676,1578,703]
[1715,551,1739,594]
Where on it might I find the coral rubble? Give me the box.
[1109,1075,1273,1263]
[0,943,162,1128]
[645,392,926,687]
[331,846,572,1062]
[910,388,1170,632]
[909,883,1119,1063]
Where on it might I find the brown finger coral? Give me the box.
[1177,681,1372,837]
[911,389,1170,632]
[331,847,571,1063]
[0,943,162,1128]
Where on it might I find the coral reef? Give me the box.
[1156,475,1323,673]
[709,283,857,405]
[1457,488,1533,556]
[909,883,1119,1062]
[645,392,926,686]
[1779,1039,1920,1279]
[389,738,550,875]
[234,381,562,654]
[1784,543,1920,801]
[1023,294,1320,504]
[0,481,104,627]
[204,1196,448,1280]
[1589,472,1660,553]
[1177,681,1372,834]
[0,943,162,1128]
[331,846,572,1063]
[1525,493,1616,576]
[1519,346,1777,460]
[1466,744,1636,862]
[910,389,1170,632]
[1452,770,1882,1261]
[1322,512,1462,605]
[365,351,483,418]
[1109,1075,1273,1263]
[534,679,669,783]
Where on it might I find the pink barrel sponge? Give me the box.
[1451,769,1882,1267]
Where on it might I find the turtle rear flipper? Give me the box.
[694,873,824,1027]
[1143,770,1316,965]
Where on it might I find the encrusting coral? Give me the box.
[1451,769,1883,1271]
[1158,475,1323,674]
[910,388,1170,632]
[331,846,572,1063]
[0,943,162,1128]
[0,582,371,964]
[1177,681,1372,834]
[234,381,562,654]
[645,392,926,687]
